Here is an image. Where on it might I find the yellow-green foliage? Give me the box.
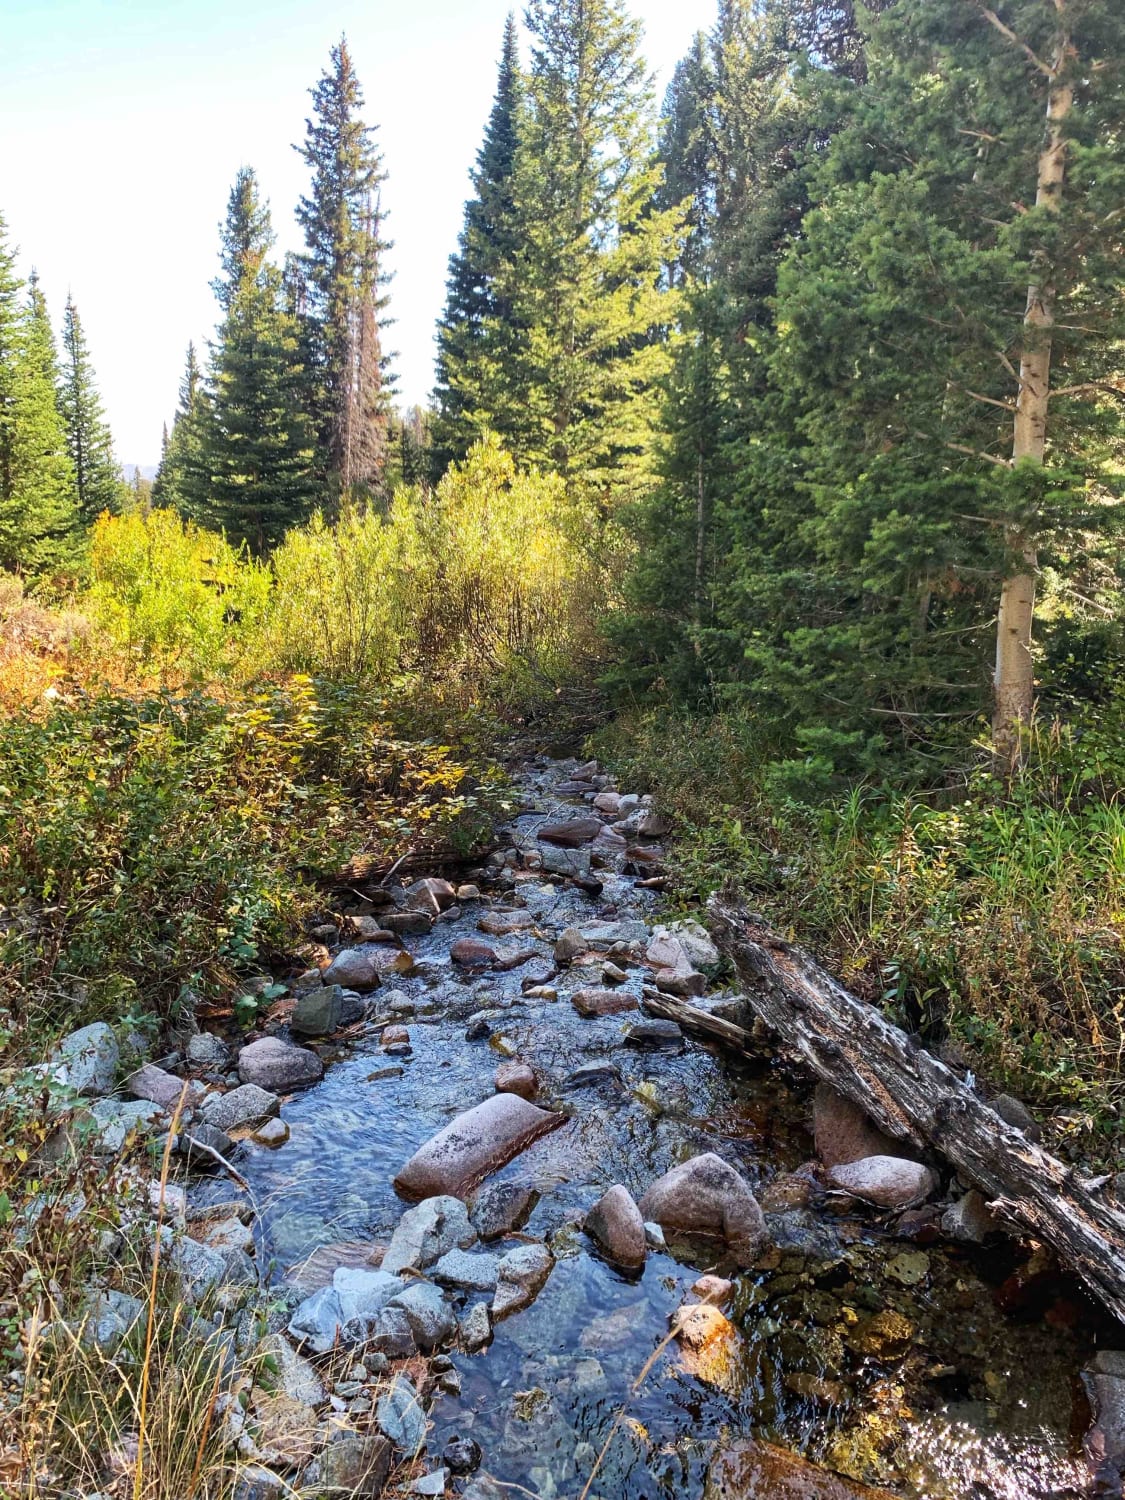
[89,509,269,674]
[258,438,607,703]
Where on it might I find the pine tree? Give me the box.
[432,14,526,469]
[501,0,684,498]
[202,167,318,555]
[295,37,392,501]
[152,341,211,518]
[0,244,80,575]
[60,294,120,522]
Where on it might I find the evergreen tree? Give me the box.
[152,341,211,518]
[500,0,683,498]
[60,294,120,522]
[202,167,318,554]
[0,243,80,574]
[295,37,392,501]
[432,14,526,469]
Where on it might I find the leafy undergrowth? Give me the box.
[595,707,1125,1154]
[0,674,510,1048]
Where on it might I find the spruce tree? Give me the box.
[295,37,392,501]
[60,294,120,522]
[202,167,318,555]
[152,341,211,519]
[432,14,526,470]
[502,0,684,498]
[0,247,80,575]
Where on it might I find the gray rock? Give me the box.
[170,1235,229,1301]
[625,1019,683,1049]
[128,1063,200,1112]
[826,1155,938,1210]
[204,1215,255,1255]
[581,919,650,948]
[585,1184,646,1269]
[337,990,368,1026]
[555,927,586,963]
[377,1375,426,1452]
[382,1195,477,1275]
[79,1289,145,1351]
[232,1465,285,1500]
[237,1036,323,1091]
[290,987,342,1036]
[470,1181,535,1241]
[433,1248,501,1291]
[990,1093,1042,1142]
[660,919,720,971]
[941,1189,1000,1244]
[813,1083,900,1167]
[51,1022,119,1096]
[643,1221,666,1251]
[638,1152,768,1265]
[393,1094,563,1199]
[321,947,383,992]
[538,816,604,847]
[459,1301,492,1350]
[539,846,592,878]
[389,1281,456,1351]
[186,1032,232,1071]
[405,877,458,913]
[256,1332,324,1405]
[88,1099,165,1154]
[563,1061,623,1090]
[368,1304,416,1356]
[492,1243,553,1320]
[317,1433,392,1497]
[287,1268,401,1353]
[479,909,536,937]
[653,967,706,999]
[412,1470,447,1496]
[382,910,435,935]
[201,1083,279,1132]
[175,1120,234,1166]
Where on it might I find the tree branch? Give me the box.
[969,1,1054,74]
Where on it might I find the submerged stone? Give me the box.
[393,1094,564,1199]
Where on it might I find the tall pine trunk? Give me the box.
[992,14,1073,769]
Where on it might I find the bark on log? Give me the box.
[640,988,757,1052]
[707,894,1125,1328]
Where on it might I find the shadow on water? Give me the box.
[222,763,1094,1500]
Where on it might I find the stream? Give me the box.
[208,757,1099,1499]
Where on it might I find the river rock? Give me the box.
[377,1375,426,1452]
[318,1433,392,1497]
[382,1195,478,1274]
[941,1189,1000,1243]
[990,1092,1042,1142]
[479,909,535,937]
[369,1305,417,1356]
[433,1248,501,1291]
[661,919,719,971]
[406,877,458,913]
[826,1155,937,1209]
[585,1185,646,1269]
[555,927,586,962]
[471,1181,536,1240]
[201,1083,279,1132]
[290,987,342,1036]
[563,1061,623,1090]
[257,1332,325,1405]
[451,937,498,968]
[389,1281,456,1351]
[381,910,434,935]
[459,1301,492,1350]
[571,988,639,1017]
[393,1094,563,1199]
[638,1152,767,1263]
[654,967,707,999]
[581,918,650,948]
[175,1120,234,1166]
[287,1267,402,1354]
[813,1083,900,1167]
[186,1032,233,1071]
[495,1061,536,1099]
[321,947,387,991]
[539,846,592,878]
[79,1289,145,1351]
[593,792,622,815]
[625,1019,683,1049]
[51,1022,119,1096]
[704,1438,900,1499]
[128,1063,201,1112]
[538,816,604,847]
[237,1036,323,1091]
[492,1243,553,1319]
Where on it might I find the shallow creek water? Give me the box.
[222,760,1097,1499]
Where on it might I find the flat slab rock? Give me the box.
[393,1094,564,1200]
[638,1152,767,1265]
[826,1155,937,1210]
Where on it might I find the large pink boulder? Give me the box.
[812,1083,900,1167]
[638,1152,767,1264]
[393,1094,564,1200]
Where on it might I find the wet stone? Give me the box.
[433,1247,502,1291]
[393,1093,563,1199]
[471,1181,536,1241]
[624,1018,683,1048]
[827,1156,937,1210]
[571,987,639,1018]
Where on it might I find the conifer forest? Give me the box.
[2,2,1125,1498]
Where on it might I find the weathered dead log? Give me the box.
[640,988,757,1052]
[708,894,1125,1327]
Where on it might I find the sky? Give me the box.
[0,0,703,467]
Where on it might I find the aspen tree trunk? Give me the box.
[992,14,1073,769]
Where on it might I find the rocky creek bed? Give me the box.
[32,756,1125,1498]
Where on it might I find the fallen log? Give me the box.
[707,893,1125,1328]
[640,988,757,1052]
